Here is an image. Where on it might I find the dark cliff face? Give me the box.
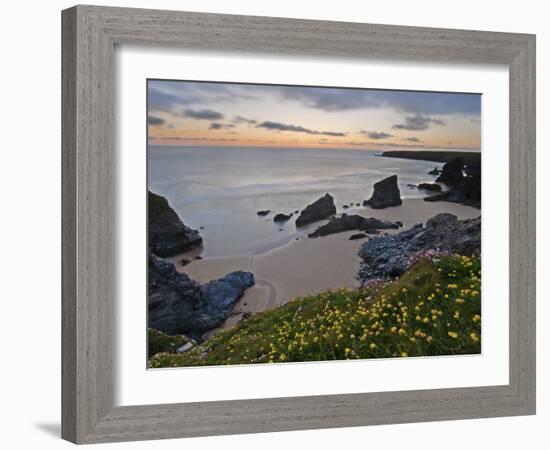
[425,158,481,208]
[436,157,465,186]
[148,254,255,339]
[148,191,203,257]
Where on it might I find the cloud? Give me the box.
[392,114,445,131]
[233,115,257,125]
[276,86,481,116]
[209,123,236,130]
[183,109,224,120]
[148,116,165,126]
[404,137,422,143]
[257,121,345,137]
[148,87,199,112]
[362,131,393,140]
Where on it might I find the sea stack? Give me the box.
[148,191,203,257]
[295,193,337,227]
[363,175,402,209]
[436,157,464,186]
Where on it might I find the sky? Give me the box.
[147,80,481,151]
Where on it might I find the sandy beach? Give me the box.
[170,198,480,331]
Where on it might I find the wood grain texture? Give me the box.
[61,5,536,444]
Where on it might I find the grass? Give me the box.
[148,328,191,358]
[148,254,481,368]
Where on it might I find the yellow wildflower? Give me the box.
[448,331,459,339]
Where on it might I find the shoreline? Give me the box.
[170,198,481,332]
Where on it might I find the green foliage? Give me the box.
[148,328,190,358]
[149,255,481,368]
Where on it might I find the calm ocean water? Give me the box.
[148,146,440,257]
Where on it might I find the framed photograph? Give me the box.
[62,5,536,444]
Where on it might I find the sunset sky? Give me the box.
[147,80,481,151]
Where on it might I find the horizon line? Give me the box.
[147,142,481,152]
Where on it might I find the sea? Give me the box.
[148,146,441,257]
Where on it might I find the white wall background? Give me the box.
[0,0,546,448]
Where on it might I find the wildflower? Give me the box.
[448,331,459,339]
[422,317,429,324]
[398,328,406,336]
[401,352,408,357]
[469,332,479,342]
[279,353,287,361]
[369,343,377,350]
[455,298,465,304]
[472,314,481,323]
[426,336,433,343]
[390,326,397,333]
[345,348,351,354]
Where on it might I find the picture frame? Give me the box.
[61,5,536,444]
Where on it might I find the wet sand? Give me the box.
[170,199,480,330]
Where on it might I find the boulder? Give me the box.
[148,254,254,339]
[417,183,442,192]
[357,214,481,284]
[295,193,337,227]
[148,191,202,257]
[308,214,398,238]
[436,157,464,186]
[257,210,270,216]
[273,213,292,222]
[428,167,441,175]
[363,175,402,209]
[349,233,368,241]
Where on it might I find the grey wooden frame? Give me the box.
[61,4,536,444]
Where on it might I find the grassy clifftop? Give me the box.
[149,254,481,368]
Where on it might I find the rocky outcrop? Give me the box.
[436,157,464,186]
[417,183,442,192]
[148,254,254,340]
[295,193,337,227]
[363,175,402,209]
[308,214,398,238]
[273,213,292,222]
[424,176,481,209]
[257,210,270,216]
[428,167,441,175]
[358,213,480,284]
[148,191,202,257]
[349,233,368,241]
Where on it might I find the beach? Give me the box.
[170,198,480,330]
